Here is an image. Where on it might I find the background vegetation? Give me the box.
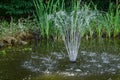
[0,0,118,18]
[0,0,34,19]
[0,0,120,40]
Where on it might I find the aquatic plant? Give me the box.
[108,3,120,38]
[112,6,120,38]
[95,3,120,38]
[103,13,113,38]
[33,0,64,39]
[33,0,120,39]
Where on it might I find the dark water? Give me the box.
[0,39,120,80]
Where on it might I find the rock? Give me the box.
[15,32,26,40]
[0,39,4,48]
[19,41,28,45]
[0,31,34,47]
[3,36,17,45]
[0,42,4,48]
[15,31,33,41]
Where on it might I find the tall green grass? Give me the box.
[33,0,65,39]
[103,13,113,38]
[97,3,120,38]
[110,4,120,38]
[89,3,120,39]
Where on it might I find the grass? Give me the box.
[33,0,65,39]
[111,4,120,38]
[0,1,120,40]
[98,3,120,38]
[85,3,120,39]
[0,17,36,39]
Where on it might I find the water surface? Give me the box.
[0,39,120,80]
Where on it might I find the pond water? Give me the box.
[0,39,120,80]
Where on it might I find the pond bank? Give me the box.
[0,30,120,49]
[0,30,41,48]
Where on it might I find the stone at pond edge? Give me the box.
[0,30,41,47]
[0,39,4,48]
[0,36,28,47]
[0,42,4,48]
[3,36,17,45]
[19,41,28,45]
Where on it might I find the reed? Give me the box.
[108,3,120,38]
[113,5,120,38]
[103,13,112,38]
[33,0,65,39]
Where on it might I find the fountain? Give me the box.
[50,6,96,62]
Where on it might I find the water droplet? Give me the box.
[75,69,82,72]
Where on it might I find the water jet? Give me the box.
[51,8,96,62]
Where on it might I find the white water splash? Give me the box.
[49,8,97,62]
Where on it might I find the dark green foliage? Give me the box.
[0,0,118,18]
[0,0,34,18]
[82,0,117,11]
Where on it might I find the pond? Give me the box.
[0,39,120,80]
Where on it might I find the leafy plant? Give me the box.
[0,0,34,17]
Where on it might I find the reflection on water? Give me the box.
[0,39,120,80]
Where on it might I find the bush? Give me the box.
[0,0,34,18]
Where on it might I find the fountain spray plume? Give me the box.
[50,1,97,62]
